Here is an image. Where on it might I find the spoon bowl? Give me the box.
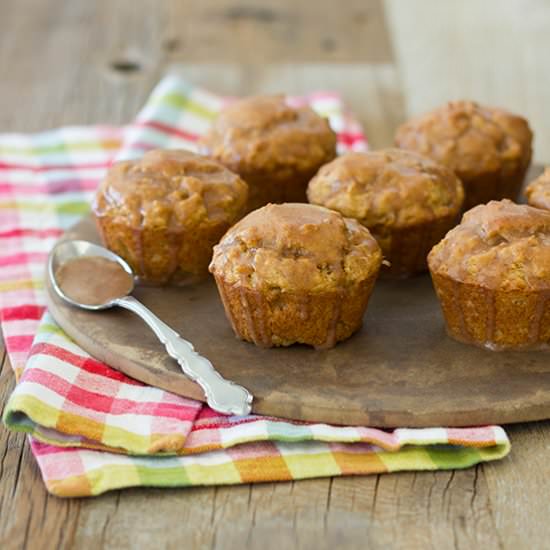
[48,239,135,310]
[47,239,253,416]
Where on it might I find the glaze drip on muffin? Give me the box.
[307,149,463,228]
[210,203,381,293]
[525,167,550,211]
[428,199,550,291]
[306,149,463,277]
[209,203,382,348]
[94,149,248,229]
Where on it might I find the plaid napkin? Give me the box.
[0,75,510,497]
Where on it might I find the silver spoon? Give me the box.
[48,239,253,416]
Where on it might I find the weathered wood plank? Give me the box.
[483,420,550,549]
[165,0,393,63]
[0,0,393,132]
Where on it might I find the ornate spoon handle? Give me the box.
[115,295,253,416]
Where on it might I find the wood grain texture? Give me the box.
[164,0,394,63]
[0,0,394,132]
[2,0,550,548]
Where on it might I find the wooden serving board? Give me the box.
[46,215,550,428]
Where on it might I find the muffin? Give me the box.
[199,95,337,211]
[428,199,550,350]
[525,167,550,210]
[307,149,464,277]
[395,101,533,210]
[93,149,248,285]
[209,203,382,349]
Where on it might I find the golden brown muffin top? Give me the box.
[395,101,533,180]
[307,149,464,229]
[209,203,382,293]
[199,95,337,180]
[93,149,248,229]
[428,199,550,291]
[525,167,550,211]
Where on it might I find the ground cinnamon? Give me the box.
[55,256,133,306]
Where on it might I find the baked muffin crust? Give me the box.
[94,149,247,229]
[210,203,381,292]
[307,150,463,228]
[525,167,550,211]
[93,149,248,284]
[429,200,550,350]
[200,95,337,210]
[209,203,382,348]
[307,149,463,277]
[429,199,550,291]
[395,101,533,209]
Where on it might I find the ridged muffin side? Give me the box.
[209,203,382,349]
[428,200,550,350]
[93,149,248,285]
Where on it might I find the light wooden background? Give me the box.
[1,1,549,549]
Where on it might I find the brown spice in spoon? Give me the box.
[55,256,134,306]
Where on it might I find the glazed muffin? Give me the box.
[307,149,464,277]
[395,101,533,210]
[428,199,550,350]
[93,149,248,285]
[199,95,337,211]
[209,203,382,349]
[525,167,550,210]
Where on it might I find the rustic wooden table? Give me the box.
[1,1,550,548]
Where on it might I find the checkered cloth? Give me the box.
[0,75,510,497]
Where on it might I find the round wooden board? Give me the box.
[46,215,550,428]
